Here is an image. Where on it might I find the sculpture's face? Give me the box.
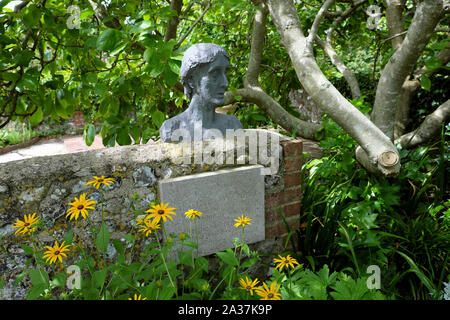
[193,54,229,107]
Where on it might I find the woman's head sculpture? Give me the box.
[180,43,230,101]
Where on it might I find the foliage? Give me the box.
[0,121,38,147]
[299,113,450,299]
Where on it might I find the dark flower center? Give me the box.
[268,293,274,298]
[77,205,84,210]
[158,210,164,215]
[246,286,251,290]
[98,179,104,183]
[54,250,60,255]
[24,222,30,227]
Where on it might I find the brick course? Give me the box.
[264,139,303,241]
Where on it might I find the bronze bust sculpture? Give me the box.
[160,43,242,142]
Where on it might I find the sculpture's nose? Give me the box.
[219,72,228,89]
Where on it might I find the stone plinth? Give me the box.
[159,165,265,257]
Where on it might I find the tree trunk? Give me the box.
[266,0,401,176]
[371,0,444,140]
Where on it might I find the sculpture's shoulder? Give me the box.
[216,113,243,130]
[160,115,182,142]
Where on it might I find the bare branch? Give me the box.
[315,35,361,99]
[307,0,336,49]
[326,0,368,44]
[396,99,450,148]
[174,1,212,50]
[224,88,321,139]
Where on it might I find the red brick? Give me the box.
[281,139,303,158]
[265,208,280,225]
[265,223,284,239]
[73,111,85,127]
[265,192,283,208]
[265,217,299,238]
[282,187,302,204]
[283,202,301,218]
[284,157,302,173]
[284,172,302,188]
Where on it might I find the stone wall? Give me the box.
[0,129,303,299]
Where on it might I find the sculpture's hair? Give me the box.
[180,43,230,100]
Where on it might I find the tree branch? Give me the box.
[174,0,212,50]
[315,35,361,99]
[385,0,406,49]
[371,0,445,140]
[307,0,336,50]
[266,0,400,176]
[396,99,450,148]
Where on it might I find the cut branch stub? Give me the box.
[379,151,399,167]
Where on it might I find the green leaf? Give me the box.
[29,269,49,287]
[116,127,132,145]
[178,249,194,267]
[1,72,19,81]
[96,29,123,51]
[83,123,96,146]
[112,239,124,256]
[95,222,110,253]
[420,75,431,91]
[129,125,141,143]
[250,114,267,121]
[50,273,67,288]
[162,66,179,87]
[23,5,41,28]
[425,57,442,71]
[151,110,166,128]
[21,244,34,255]
[144,47,154,63]
[159,285,176,300]
[29,107,43,126]
[168,59,181,74]
[80,10,94,20]
[397,251,436,294]
[194,257,209,273]
[216,248,238,266]
[180,240,198,249]
[63,228,74,245]
[14,50,34,67]
[93,269,108,288]
[26,283,47,300]
[122,234,134,243]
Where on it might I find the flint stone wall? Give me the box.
[0,129,303,299]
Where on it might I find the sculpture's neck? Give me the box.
[187,95,216,125]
